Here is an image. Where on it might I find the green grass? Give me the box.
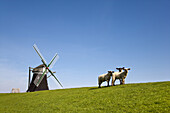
[0,81,170,113]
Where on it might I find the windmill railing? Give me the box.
[28,67,34,89]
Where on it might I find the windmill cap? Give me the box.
[32,64,46,73]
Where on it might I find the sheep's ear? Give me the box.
[116,68,119,70]
[128,68,130,70]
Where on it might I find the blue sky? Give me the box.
[0,0,170,93]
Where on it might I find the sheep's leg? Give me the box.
[98,82,101,88]
[120,79,123,85]
[122,79,125,84]
[107,80,110,87]
[112,79,116,86]
[114,80,116,86]
[98,78,101,88]
[98,83,101,88]
[112,76,116,86]
[111,79,114,86]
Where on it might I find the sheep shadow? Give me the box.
[89,86,111,90]
[89,84,124,90]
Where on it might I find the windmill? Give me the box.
[27,44,63,92]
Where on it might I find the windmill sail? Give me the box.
[31,44,63,89]
[49,69,63,87]
[49,53,59,68]
[34,68,48,87]
[33,44,47,64]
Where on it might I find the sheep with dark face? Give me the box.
[112,68,130,86]
[116,67,125,84]
[98,71,113,88]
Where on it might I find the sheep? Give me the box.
[11,88,20,93]
[112,68,130,86]
[98,71,113,88]
[115,67,125,84]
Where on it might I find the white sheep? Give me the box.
[98,71,113,88]
[112,68,130,86]
[11,88,20,93]
[115,67,125,84]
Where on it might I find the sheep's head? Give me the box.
[116,67,125,72]
[108,71,113,76]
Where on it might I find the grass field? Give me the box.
[0,81,170,113]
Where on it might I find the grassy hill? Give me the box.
[0,81,170,113]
